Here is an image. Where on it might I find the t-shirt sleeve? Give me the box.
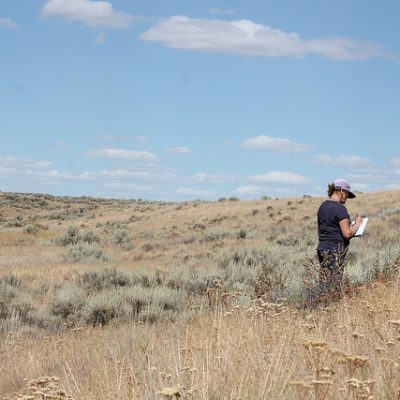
[336,204,349,222]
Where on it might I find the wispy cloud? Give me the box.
[95,134,149,142]
[242,135,312,152]
[193,172,236,184]
[0,156,52,170]
[95,32,106,44]
[0,17,18,29]
[103,182,152,191]
[87,148,157,161]
[140,16,398,61]
[208,8,234,16]
[176,187,215,197]
[42,0,135,29]
[96,134,130,141]
[313,154,374,170]
[250,171,308,184]
[0,156,92,182]
[390,158,400,168]
[232,185,262,196]
[165,146,191,154]
[101,169,176,181]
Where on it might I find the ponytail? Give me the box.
[327,183,336,197]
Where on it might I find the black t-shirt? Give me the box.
[317,200,350,251]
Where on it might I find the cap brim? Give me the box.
[348,191,356,199]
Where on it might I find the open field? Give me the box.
[1,190,400,399]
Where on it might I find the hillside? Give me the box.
[1,190,400,399]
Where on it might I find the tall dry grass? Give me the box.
[2,281,400,399]
[1,190,400,399]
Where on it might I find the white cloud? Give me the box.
[0,17,17,29]
[88,148,157,161]
[208,8,234,16]
[95,32,106,44]
[176,187,215,197]
[0,166,17,175]
[385,184,400,190]
[0,156,52,170]
[140,16,398,61]
[352,182,369,191]
[0,156,93,182]
[232,185,262,195]
[134,135,148,142]
[250,171,308,184]
[313,154,373,169]
[103,182,152,191]
[56,140,69,148]
[101,169,176,181]
[390,158,400,168]
[193,172,235,184]
[96,134,130,141]
[165,146,191,154]
[42,0,134,28]
[242,135,311,152]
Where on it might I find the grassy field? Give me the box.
[1,190,400,399]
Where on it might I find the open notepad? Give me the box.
[353,217,369,237]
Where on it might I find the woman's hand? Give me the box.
[340,215,363,239]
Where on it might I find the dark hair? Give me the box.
[327,183,336,197]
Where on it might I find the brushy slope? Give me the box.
[1,190,400,399]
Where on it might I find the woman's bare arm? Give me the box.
[339,216,362,240]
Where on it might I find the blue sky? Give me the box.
[1,0,400,201]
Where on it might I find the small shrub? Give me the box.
[65,243,106,263]
[142,243,154,252]
[137,304,166,323]
[83,291,127,326]
[23,224,39,235]
[237,229,247,239]
[113,229,133,250]
[201,229,229,243]
[56,226,81,246]
[6,216,23,227]
[81,230,101,245]
[77,268,131,292]
[0,273,22,287]
[51,285,86,319]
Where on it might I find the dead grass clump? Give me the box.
[8,376,71,400]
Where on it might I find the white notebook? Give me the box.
[354,217,369,237]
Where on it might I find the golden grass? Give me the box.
[2,281,400,399]
[1,190,400,399]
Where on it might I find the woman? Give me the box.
[317,178,362,292]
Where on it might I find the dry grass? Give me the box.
[2,282,400,399]
[1,190,400,399]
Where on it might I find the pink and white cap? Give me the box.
[333,178,356,198]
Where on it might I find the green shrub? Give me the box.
[0,281,18,319]
[201,229,229,243]
[56,225,81,246]
[6,217,24,227]
[81,230,101,245]
[150,286,182,312]
[138,304,166,323]
[0,273,22,287]
[113,229,133,250]
[83,290,127,326]
[65,243,106,263]
[23,224,39,235]
[51,285,86,319]
[77,268,131,292]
